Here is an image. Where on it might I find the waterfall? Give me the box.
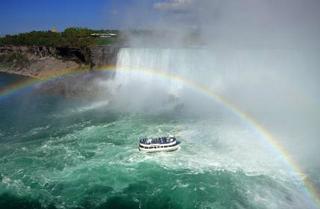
[113,48,226,98]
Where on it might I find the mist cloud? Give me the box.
[147,0,320,48]
[115,0,320,170]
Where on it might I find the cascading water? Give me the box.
[114,48,220,96]
[109,48,225,114]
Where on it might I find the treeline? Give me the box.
[0,28,119,48]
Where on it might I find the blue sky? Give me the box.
[0,0,160,35]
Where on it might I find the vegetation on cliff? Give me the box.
[0,28,120,48]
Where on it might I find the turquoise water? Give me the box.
[0,73,318,209]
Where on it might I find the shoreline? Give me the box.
[0,69,38,79]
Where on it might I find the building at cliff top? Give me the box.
[49,27,58,33]
[90,33,117,38]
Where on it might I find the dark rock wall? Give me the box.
[89,44,120,68]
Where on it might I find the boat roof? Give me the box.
[139,136,176,144]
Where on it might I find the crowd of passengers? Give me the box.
[140,137,176,144]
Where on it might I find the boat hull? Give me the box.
[139,144,180,153]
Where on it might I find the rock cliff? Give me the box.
[0,44,120,79]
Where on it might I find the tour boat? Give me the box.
[139,136,180,153]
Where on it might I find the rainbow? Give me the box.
[0,65,319,208]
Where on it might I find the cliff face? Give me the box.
[0,44,120,78]
[90,45,120,68]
